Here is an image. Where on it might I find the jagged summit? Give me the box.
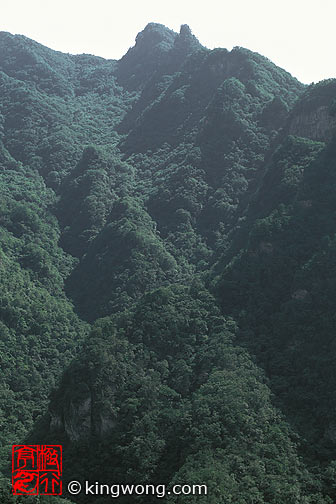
[120,23,202,62]
[117,23,202,89]
[117,23,175,77]
[178,23,200,45]
[123,22,176,58]
[180,24,192,35]
[134,23,176,47]
[171,23,203,62]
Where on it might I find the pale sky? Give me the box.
[1,0,335,84]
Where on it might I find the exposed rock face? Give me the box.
[50,394,92,442]
[288,106,336,141]
[259,241,274,253]
[291,289,310,301]
[49,386,117,441]
[49,413,63,431]
[98,414,116,436]
[64,397,92,441]
[324,421,336,442]
[298,199,313,208]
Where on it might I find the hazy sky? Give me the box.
[1,0,335,84]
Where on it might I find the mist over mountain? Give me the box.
[0,23,336,503]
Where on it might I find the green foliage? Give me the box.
[214,132,336,472]
[0,159,88,475]
[65,198,182,320]
[0,22,335,504]
[43,286,328,503]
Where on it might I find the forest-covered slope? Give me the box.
[0,23,336,503]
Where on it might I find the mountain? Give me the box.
[0,24,335,503]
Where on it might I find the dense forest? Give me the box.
[0,22,336,503]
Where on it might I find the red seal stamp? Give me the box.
[12,445,62,495]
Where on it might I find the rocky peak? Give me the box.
[174,24,202,52]
[135,22,176,46]
[117,23,176,89]
[179,24,193,37]
[122,23,176,63]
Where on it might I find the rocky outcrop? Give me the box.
[49,383,116,441]
[288,106,336,142]
[50,391,92,441]
[291,289,310,301]
[259,241,274,254]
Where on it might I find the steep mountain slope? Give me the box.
[0,151,88,504]
[0,23,335,504]
[41,286,328,504]
[213,78,336,479]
